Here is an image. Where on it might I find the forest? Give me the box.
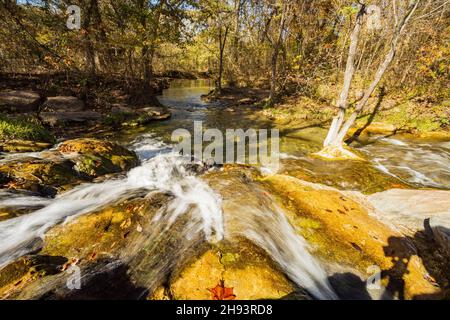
[0,0,449,303]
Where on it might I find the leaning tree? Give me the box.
[317,0,422,159]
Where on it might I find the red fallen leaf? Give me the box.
[208,281,236,300]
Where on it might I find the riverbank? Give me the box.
[202,87,450,141]
[0,72,177,149]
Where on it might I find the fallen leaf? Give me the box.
[208,281,236,300]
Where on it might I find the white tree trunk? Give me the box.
[321,0,421,157]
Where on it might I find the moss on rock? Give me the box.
[262,174,441,300]
[0,157,81,196]
[58,138,139,177]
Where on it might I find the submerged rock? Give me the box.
[57,138,138,178]
[0,90,42,113]
[281,157,408,194]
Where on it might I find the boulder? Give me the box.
[41,96,84,112]
[140,106,171,120]
[0,157,81,196]
[57,138,138,178]
[0,90,41,113]
[40,111,102,127]
[0,194,168,299]
[160,240,300,300]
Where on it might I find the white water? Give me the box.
[0,135,224,268]
[0,133,339,300]
[227,202,337,300]
[362,137,450,189]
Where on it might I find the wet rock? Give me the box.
[0,140,52,153]
[40,111,102,127]
[368,189,450,231]
[0,194,168,299]
[57,138,138,178]
[281,157,408,194]
[165,240,300,300]
[41,96,85,112]
[0,90,41,113]
[264,174,441,300]
[0,189,49,222]
[110,105,171,127]
[0,157,81,196]
[425,218,450,257]
[140,106,171,120]
[41,196,164,260]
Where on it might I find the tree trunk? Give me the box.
[322,0,420,153]
[82,0,97,77]
[216,25,229,94]
[323,4,365,147]
[267,0,288,107]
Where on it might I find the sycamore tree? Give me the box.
[317,0,422,159]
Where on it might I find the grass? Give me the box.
[0,114,55,143]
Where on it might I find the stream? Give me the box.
[0,79,448,300]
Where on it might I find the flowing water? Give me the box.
[0,79,448,300]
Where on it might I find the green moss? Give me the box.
[58,138,139,177]
[0,114,55,143]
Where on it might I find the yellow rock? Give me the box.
[263,174,440,300]
[167,240,297,300]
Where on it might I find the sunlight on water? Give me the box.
[362,137,450,189]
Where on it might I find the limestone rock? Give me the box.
[41,96,84,112]
[167,240,298,300]
[57,138,138,177]
[0,140,52,153]
[264,174,440,300]
[40,111,102,127]
[0,90,41,113]
[368,189,450,231]
[0,157,81,196]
